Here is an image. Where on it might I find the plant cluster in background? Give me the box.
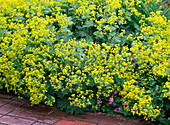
[0,0,169,124]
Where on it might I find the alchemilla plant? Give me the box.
[0,0,169,124]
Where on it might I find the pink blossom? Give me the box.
[98,112,102,114]
[119,72,122,74]
[133,63,136,66]
[160,60,163,63]
[114,91,118,95]
[138,77,140,79]
[97,100,101,104]
[133,57,136,61]
[122,103,125,106]
[109,98,114,104]
[114,109,117,112]
[118,108,121,110]
[103,105,106,107]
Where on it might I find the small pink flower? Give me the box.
[119,72,122,74]
[114,109,117,112]
[138,77,140,79]
[118,108,121,110]
[97,100,101,104]
[133,63,136,66]
[133,57,136,61]
[114,91,118,95]
[103,105,106,107]
[122,103,125,106]
[134,110,137,112]
[109,98,114,104]
[109,102,113,105]
[160,60,163,63]
[98,112,102,114]
[139,71,141,73]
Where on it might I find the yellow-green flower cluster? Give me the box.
[0,0,169,121]
[162,82,170,99]
[120,80,161,120]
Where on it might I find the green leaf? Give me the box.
[93,32,104,39]
[126,12,132,21]
[162,118,170,125]
[85,36,94,44]
[164,99,170,110]
[62,89,69,95]
[134,24,140,30]
[81,15,87,19]
[80,31,87,37]
[122,110,131,116]
[57,97,84,114]
[57,97,70,110]
[129,115,141,120]
[83,20,94,27]
[43,8,51,14]
[12,17,25,22]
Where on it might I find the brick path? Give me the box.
[0,93,155,125]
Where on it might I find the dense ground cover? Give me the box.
[0,0,169,124]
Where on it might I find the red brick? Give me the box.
[120,119,150,125]
[0,94,13,99]
[0,115,34,125]
[85,112,106,116]
[32,122,51,125]
[9,99,26,106]
[0,100,25,115]
[119,121,142,125]
[9,107,57,124]
[55,118,96,125]
[9,106,65,124]
[11,96,29,103]
[98,116,124,125]
[37,115,59,124]
[37,109,69,124]
[98,116,149,125]
[8,107,46,121]
[20,103,54,115]
[46,109,69,119]
[66,112,105,124]
[0,98,10,107]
